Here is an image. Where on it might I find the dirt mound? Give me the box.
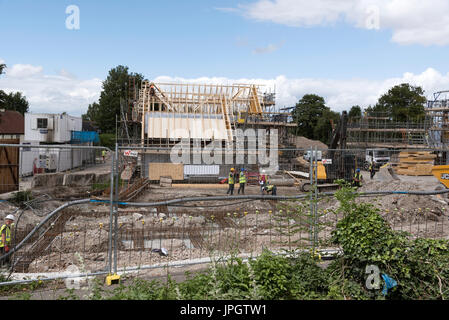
[292,136,328,150]
[358,180,449,224]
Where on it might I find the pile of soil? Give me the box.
[357,180,449,224]
[292,136,328,150]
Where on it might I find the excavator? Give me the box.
[289,111,400,192]
[431,165,449,189]
[296,111,356,192]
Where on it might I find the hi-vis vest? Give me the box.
[0,224,11,248]
[354,173,362,181]
[239,172,247,184]
[228,173,235,184]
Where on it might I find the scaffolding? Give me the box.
[117,76,141,145]
[426,90,449,149]
[120,80,296,148]
[346,113,431,149]
[346,91,449,151]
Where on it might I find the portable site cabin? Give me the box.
[21,113,97,176]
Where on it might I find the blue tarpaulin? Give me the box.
[381,273,398,295]
[71,131,100,143]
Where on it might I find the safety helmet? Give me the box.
[356,169,361,172]
[5,214,15,221]
[241,168,245,171]
[230,168,235,172]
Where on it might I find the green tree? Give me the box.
[0,64,5,75]
[348,105,362,120]
[88,65,144,133]
[0,91,29,115]
[292,94,339,144]
[368,83,426,122]
[83,102,100,122]
[314,109,340,144]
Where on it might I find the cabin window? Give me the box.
[37,118,48,129]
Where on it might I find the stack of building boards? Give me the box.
[160,176,172,187]
[394,151,436,176]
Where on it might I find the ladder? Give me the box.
[221,96,234,142]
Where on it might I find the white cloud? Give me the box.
[1,60,448,117]
[233,0,449,46]
[0,61,101,116]
[154,68,449,112]
[7,64,43,78]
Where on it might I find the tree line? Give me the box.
[0,64,29,115]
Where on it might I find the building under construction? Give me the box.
[346,90,449,152]
[119,78,297,180]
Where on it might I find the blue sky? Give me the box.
[1,0,449,115]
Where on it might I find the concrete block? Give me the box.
[95,173,110,184]
[64,173,96,187]
[31,173,65,188]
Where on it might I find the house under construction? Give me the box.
[119,79,296,180]
[346,90,449,152]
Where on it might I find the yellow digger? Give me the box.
[431,165,449,188]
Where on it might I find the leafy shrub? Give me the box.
[249,249,291,300]
[289,252,328,299]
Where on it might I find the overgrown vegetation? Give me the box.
[8,190,33,207]
[0,274,44,298]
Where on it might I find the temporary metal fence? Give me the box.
[0,143,449,291]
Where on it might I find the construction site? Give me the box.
[2,80,449,298]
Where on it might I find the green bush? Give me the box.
[249,249,291,300]
[99,133,116,150]
[289,252,328,299]
[9,190,33,206]
[330,181,449,300]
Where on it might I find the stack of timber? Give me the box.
[394,151,436,176]
[160,176,172,187]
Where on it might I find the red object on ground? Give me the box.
[220,178,228,184]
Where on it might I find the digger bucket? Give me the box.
[431,165,449,189]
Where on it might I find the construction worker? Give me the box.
[238,168,247,195]
[0,214,14,269]
[369,162,376,180]
[259,172,267,195]
[353,168,363,188]
[101,150,106,163]
[226,168,236,195]
[263,181,277,195]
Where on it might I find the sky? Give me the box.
[1,0,449,116]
